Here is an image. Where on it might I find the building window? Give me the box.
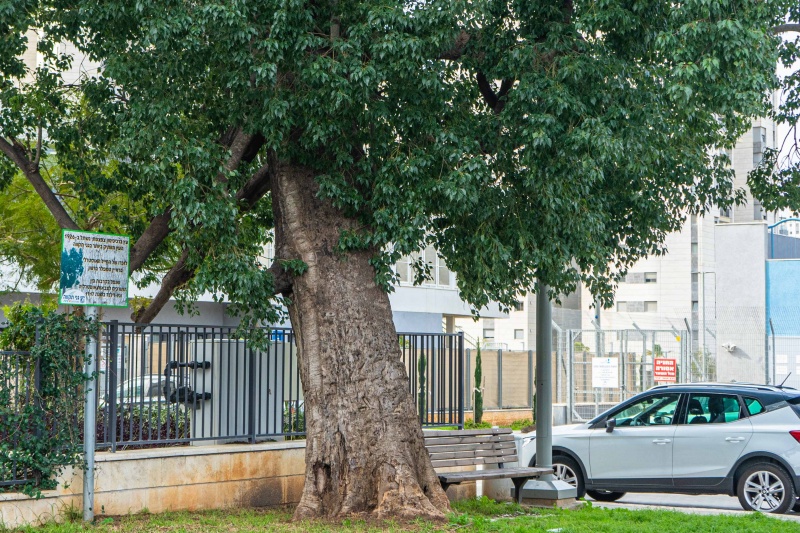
[483,329,495,339]
[644,272,657,283]
[691,243,699,256]
[691,273,698,284]
[617,301,628,312]
[644,301,658,313]
[394,246,453,288]
[396,254,411,283]
[514,329,524,340]
[513,300,524,312]
[692,301,699,312]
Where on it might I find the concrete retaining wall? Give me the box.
[0,441,475,528]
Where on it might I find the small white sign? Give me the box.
[592,357,619,388]
[59,230,129,307]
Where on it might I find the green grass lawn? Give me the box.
[6,497,797,533]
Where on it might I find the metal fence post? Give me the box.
[108,321,119,452]
[683,319,691,383]
[248,346,257,444]
[528,350,534,407]
[465,348,471,411]
[458,332,465,429]
[620,330,626,399]
[33,322,43,487]
[768,319,776,385]
[567,331,574,424]
[83,306,99,522]
[497,349,503,409]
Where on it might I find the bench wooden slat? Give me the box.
[424,441,517,453]
[438,467,551,483]
[423,435,514,446]
[423,428,512,437]
[431,455,519,468]
[429,449,516,461]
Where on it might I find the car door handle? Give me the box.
[652,439,671,444]
[725,437,746,443]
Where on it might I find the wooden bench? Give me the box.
[423,427,553,504]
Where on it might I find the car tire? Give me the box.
[531,455,586,498]
[586,490,626,502]
[736,463,795,514]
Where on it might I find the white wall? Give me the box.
[714,222,768,382]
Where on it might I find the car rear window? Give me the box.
[743,397,765,416]
[788,396,800,419]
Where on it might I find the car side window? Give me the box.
[609,394,679,427]
[685,394,742,424]
[743,397,765,416]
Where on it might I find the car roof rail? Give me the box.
[649,382,797,393]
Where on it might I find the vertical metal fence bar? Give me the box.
[567,331,574,423]
[108,321,118,452]
[528,349,534,407]
[458,332,464,428]
[497,349,503,409]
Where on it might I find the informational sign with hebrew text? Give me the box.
[59,230,129,307]
[592,357,619,388]
[654,358,677,383]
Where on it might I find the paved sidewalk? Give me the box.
[591,493,800,522]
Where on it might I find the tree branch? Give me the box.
[33,125,42,167]
[132,249,193,323]
[132,159,274,322]
[130,209,173,272]
[476,72,498,110]
[439,30,470,60]
[236,162,273,208]
[269,260,293,296]
[129,130,265,274]
[773,23,800,34]
[216,128,255,184]
[497,78,514,100]
[0,136,80,230]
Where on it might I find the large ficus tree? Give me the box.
[751,9,800,210]
[1,0,794,520]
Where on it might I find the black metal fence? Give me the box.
[92,323,464,451]
[0,347,39,488]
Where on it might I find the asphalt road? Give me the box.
[590,492,800,521]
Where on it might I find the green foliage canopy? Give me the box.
[749,9,800,212]
[0,0,794,319]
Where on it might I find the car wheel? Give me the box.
[586,490,626,502]
[736,463,795,514]
[550,456,586,498]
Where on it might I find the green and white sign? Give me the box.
[59,229,130,307]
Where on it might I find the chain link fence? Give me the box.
[464,315,783,425]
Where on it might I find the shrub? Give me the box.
[0,301,92,497]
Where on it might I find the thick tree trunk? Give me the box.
[271,162,450,520]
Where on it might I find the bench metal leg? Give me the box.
[512,478,530,505]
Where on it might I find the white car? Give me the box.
[100,375,177,408]
[520,383,800,513]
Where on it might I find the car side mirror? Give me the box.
[605,418,617,433]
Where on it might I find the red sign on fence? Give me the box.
[654,358,677,383]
